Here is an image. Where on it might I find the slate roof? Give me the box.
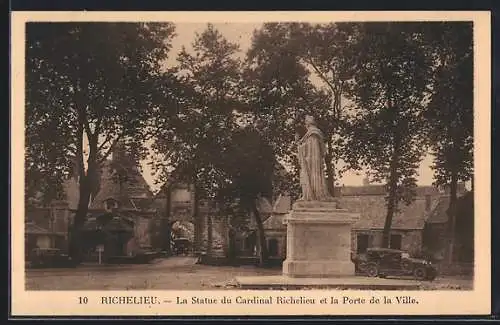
[339,195,435,230]
[273,194,291,214]
[263,214,286,230]
[425,196,450,224]
[337,185,441,197]
[90,158,154,211]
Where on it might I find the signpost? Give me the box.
[97,245,104,265]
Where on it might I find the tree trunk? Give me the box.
[207,215,213,255]
[192,183,201,255]
[382,95,400,249]
[226,218,236,262]
[69,171,93,263]
[69,135,98,263]
[382,140,400,248]
[163,184,172,256]
[251,202,269,267]
[324,140,336,197]
[447,171,458,264]
[382,179,398,248]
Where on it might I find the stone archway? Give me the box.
[171,220,195,255]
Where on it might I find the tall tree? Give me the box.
[423,22,474,263]
[26,22,176,261]
[344,23,434,247]
[151,24,243,254]
[219,128,276,266]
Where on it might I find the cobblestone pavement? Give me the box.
[25,257,473,291]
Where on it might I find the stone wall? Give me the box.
[134,216,153,249]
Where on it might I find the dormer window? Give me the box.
[104,198,119,212]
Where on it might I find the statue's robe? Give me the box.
[297,126,332,201]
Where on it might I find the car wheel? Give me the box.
[366,264,379,277]
[413,267,427,280]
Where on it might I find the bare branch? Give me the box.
[97,133,115,152]
[305,57,337,95]
[98,132,124,163]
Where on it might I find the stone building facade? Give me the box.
[25,143,160,261]
[153,182,276,259]
[251,184,467,261]
[339,185,442,256]
[25,200,72,258]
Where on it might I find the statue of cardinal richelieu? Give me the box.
[296,115,335,202]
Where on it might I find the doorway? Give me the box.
[357,234,369,254]
[390,234,402,250]
[268,238,279,257]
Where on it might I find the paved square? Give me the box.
[25,257,473,291]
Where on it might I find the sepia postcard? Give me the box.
[10,10,491,317]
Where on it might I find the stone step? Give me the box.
[234,275,422,290]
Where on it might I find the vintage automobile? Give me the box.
[173,238,192,255]
[353,248,438,281]
[28,248,75,268]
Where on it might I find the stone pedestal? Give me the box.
[282,201,360,278]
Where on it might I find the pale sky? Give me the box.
[139,23,437,193]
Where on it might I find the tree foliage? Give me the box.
[152,24,242,199]
[344,23,435,247]
[424,23,474,188]
[422,22,474,262]
[26,22,176,260]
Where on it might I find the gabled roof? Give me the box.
[256,197,273,214]
[263,214,286,230]
[425,191,473,225]
[273,194,291,214]
[90,158,154,211]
